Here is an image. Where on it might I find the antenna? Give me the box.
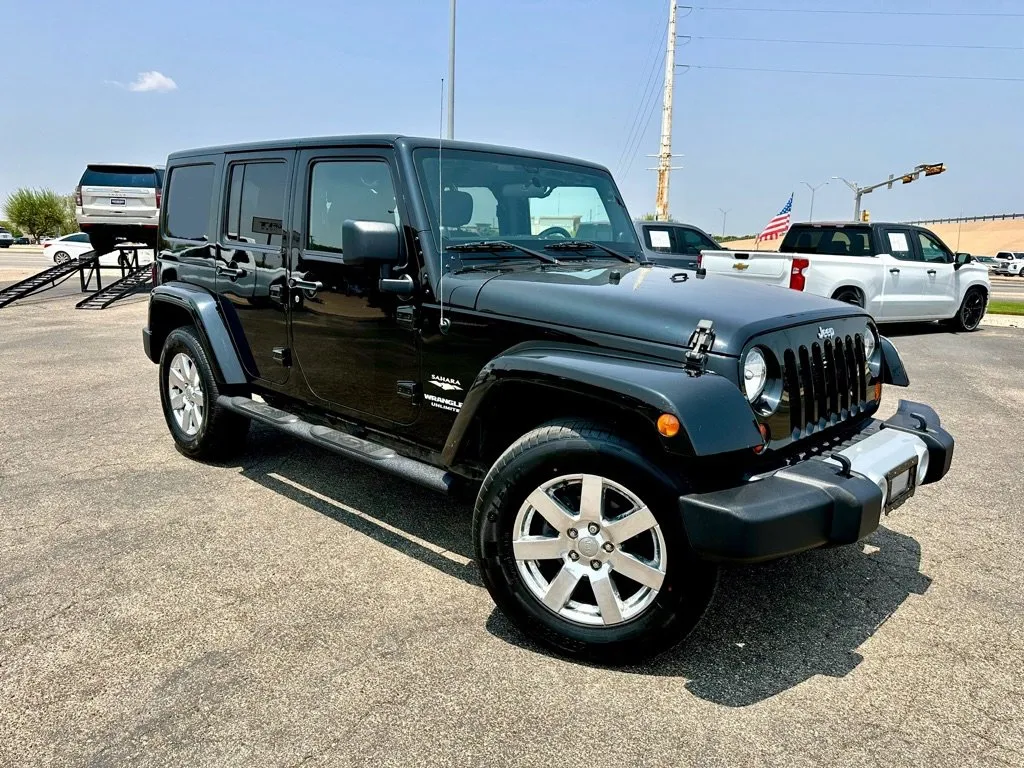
[438,77,451,334]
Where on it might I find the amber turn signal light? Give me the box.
[874,381,883,402]
[657,413,681,438]
[753,422,770,454]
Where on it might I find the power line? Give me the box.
[690,5,1024,17]
[689,34,1023,51]
[679,63,1024,82]
[622,83,663,180]
[616,17,668,176]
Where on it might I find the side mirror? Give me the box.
[341,220,400,265]
[955,252,972,268]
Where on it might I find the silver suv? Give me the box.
[75,163,164,254]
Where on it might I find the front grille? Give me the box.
[783,334,869,436]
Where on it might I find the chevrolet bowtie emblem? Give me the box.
[733,262,750,271]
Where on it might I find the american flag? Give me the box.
[755,194,793,242]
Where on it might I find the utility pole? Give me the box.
[718,208,730,237]
[654,1,678,221]
[447,0,456,139]
[801,180,829,222]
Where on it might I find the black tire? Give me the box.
[87,230,115,256]
[53,251,71,264]
[833,287,864,307]
[474,419,717,664]
[951,287,987,332]
[158,326,250,460]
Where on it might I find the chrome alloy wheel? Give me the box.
[167,352,205,436]
[513,473,667,627]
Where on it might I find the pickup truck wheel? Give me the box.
[474,420,717,664]
[832,288,864,307]
[158,326,250,459]
[952,288,986,332]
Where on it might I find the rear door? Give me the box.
[80,164,159,222]
[913,229,957,317]
[215,150,295,385]
[877,226,930,320]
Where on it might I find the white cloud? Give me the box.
[112,71,177,93]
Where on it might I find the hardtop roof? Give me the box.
[165,135,609,172]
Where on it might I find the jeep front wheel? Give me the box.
[474,420,717,664]
[159,326,250,459]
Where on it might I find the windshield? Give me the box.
[413,148,641,258]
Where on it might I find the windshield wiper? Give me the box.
[446,240,559,264]
[542,240,637,263]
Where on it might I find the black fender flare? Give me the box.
[145,283,248,385]
[442,343,763,463]
[880,336,910,387]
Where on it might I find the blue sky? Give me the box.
[1,0,1020,235]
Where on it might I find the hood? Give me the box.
[460,263,866,356]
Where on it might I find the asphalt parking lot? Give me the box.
[1,290,1023,767]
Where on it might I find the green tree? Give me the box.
[57,192,77,235]
[3,188,79,241]
[641,213,677,222]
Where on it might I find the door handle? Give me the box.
[927,269,937,275]
[217,265,247,279]
[288,277,323,292]
[889,268,900,274]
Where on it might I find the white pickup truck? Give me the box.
[699,221,991,331]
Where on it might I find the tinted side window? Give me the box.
[307,160,398,254]
[676,227,718,254]
[643,225,674,252]
[917,231,952,264]
[68,233,90,243]
[225,162,288,247]
[165,164,214,241]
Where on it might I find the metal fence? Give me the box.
[903,213,1024,225]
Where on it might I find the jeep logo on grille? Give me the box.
[817,326,836,341]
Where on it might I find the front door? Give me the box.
[877,226,930,320]
[288,148,420,426]
[215,151,295,384]
[912,229,958,317]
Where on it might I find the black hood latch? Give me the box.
[685,319,716,372]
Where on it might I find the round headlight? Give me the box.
[863,328,877,360]
[742,348,768,402]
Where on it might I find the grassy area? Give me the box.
[988,301,1024,316]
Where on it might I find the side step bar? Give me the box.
[218,395,458,495]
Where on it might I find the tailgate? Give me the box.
[701,249,791,286]
[81,185,157,217]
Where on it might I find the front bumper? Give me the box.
[680,399,954,564]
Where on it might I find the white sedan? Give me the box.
[44,233,154,267]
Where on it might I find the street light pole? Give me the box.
[832,176,861,220]
[447,0,456,139]
[718,208,730,237]
[833,164,946,222]
[801,180,829,222]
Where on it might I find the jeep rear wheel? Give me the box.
[474,419,716,664]
[158,326,250,459]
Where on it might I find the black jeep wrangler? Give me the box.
[143,135,954,663]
